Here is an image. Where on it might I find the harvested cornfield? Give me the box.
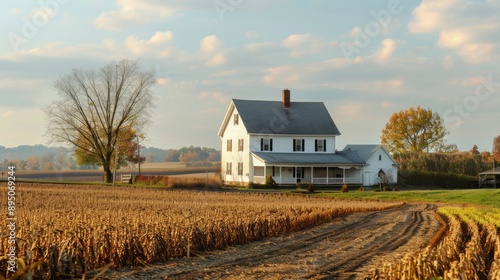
[0,183,402,279]
[367,206,500,280]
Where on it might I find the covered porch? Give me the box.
[251,152,365,185]
[253,166,362,185]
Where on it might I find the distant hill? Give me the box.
[0,144,220,163]
[0,145,68,161]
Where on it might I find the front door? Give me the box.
[296,167,303,183]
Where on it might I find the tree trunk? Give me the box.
[103,162,113,183]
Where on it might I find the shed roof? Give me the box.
[479,166,500,175]
[342,144,384,162]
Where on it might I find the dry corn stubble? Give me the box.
[367,207,500,279]
[0,183,402,279]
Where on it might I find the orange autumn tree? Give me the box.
[381,106,448,155]
[493,136,500,162]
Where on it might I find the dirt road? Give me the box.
[108,203,441,280]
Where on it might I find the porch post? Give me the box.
[327,167,329,185]
[343,168,346,184]
[264,164,267,181]
[360,168,363,185]
[311,166,314,184]
[279,166,282,184]
[295,166,297,184]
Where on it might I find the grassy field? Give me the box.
[313,189,500,208]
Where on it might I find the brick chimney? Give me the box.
[282,89,290,108]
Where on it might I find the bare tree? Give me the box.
[45,59,157,183]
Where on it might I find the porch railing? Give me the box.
[254,176,361,185]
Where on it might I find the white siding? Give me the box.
[249,135,336,153]
[220,108,251,184]
[362,149,398,186]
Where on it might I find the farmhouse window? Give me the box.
[227,139,232,152]
[315,139,326,152]
[260,138,273,151]
[293,139,305,152]
[226,162,232,175]
[379,155,382,161]
[233,114,239,125]
[238,162,243,175]
[238,139,244,151]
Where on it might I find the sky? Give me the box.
[1,0,499,152]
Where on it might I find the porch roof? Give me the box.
[479,166,500,175]
[252,151,365,166]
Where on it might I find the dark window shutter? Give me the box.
[293,139,296,151]
[302,139,305,151]
[260,138,263,151]
[292,167,296,178]
[324,140,327,152]
[301,168,305,178]
[270,139,273,151]
[315,140,318,152]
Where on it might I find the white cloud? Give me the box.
[437,29,470,48]
[263,65,301,85]
[374,79,404,88]
[200,35,227,67]
[409,0,500,63]
[282,34,336,57]
[95,0,176,31]
[206,53,226,67]
[448,77,481,87]
[125,31,174,57]
[244,42,279,52]
[408,0,459,33]
[200,35,222,53]
[198,91,228,104]
[0,42,118,60]
[372,39,402,63]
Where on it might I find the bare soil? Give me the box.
[106,203,441,280]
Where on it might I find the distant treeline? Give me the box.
[394,151,494,177]
[0,144,221,171]
[393,149,496,188]
[143,146,220,164]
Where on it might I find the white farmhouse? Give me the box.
[217,89,397,186]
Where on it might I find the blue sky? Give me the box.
[1,0,499,151]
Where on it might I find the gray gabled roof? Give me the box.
[252,151,365,165]
[342,145,386,162]
[232,99,341,135]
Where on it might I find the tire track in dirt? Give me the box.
[309,205,429,279]
[107,204,441,280]
[166,211,384,279]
